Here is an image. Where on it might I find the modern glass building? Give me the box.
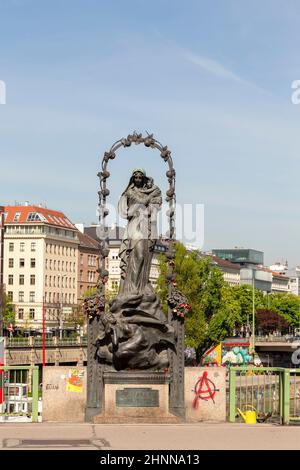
[212,249,264,266]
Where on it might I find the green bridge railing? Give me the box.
[0,365,39,422]
[228,367,300,425]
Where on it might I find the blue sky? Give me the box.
[1,0,300,265]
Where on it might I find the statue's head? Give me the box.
[131,168,146,188]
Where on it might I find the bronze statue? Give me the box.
[94,169,175,370]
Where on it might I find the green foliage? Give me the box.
[82,287,97,299]
[207,285,241,346]
[2,292,16,328]
[231,284,264,324]
[265,293,300,327]
[156,243,300,357]
[156,242,240,357]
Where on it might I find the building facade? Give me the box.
[77,230,100,301]
[210,255,241,286]
[212,248,264,266]
[3,205,79,334]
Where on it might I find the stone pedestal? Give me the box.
[92,371,181,424]
[43,366,87,422]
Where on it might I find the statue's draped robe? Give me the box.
[118,182,162,295]
[96,179,176,370]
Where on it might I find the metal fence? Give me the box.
[228,367,300,425]
[0,366,39,422]
[7,336,87,348]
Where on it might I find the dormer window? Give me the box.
[27,212,42,222]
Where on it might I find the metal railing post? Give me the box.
[229,368,236,423]
[282,369,290,425]
[31,366,39,423]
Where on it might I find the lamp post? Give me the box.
[252,269,256,354]
[42,295,46,367]
[59,275,68,340]
[0,207,4,338]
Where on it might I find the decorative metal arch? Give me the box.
[96,131,176,283]
[86,132,185,422]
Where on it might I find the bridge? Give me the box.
[3,335,300,367]
[3,337,88,366]
[254,336,300,367]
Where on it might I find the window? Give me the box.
[19,292,24,302]
[29,308,35,320]
[31,242,36,252]
[8,258,14,268]
[45,275,48,287]
[19,275,24,285]
[53,276,56,288]
[20,242,25,252]
[30,275,35,285]
[18,308,24,320]
[29,292,35,303]
[27,212,42,222]
[49,260,52,270]
[9,243,14,252]
[31,258,36,268]
[8,292,13,302]
[8,275,13,285]
[13,212,21,221]
[54,260,56,270]
[111,280,119,291]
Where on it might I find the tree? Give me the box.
[2,293,16,329]
[156,242,240,358]
[256,309,289,334]
[231,284,264,326]
[265,293,300,328]
[206,285,241,347]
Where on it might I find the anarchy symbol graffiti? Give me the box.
[192,371,219,409]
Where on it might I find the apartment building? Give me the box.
[3,204,79,334]
[77,230,100,301]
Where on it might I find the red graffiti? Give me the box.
[192,371,218,409]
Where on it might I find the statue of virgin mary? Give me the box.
[118,168,162,296]
[95,169,175,370]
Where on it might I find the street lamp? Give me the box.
[251,269,256,354]
[59,275,68,340]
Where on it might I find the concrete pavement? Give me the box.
[0,422,300,450]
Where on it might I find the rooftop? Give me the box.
[77,231,100,250]
[4,205,76,230]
